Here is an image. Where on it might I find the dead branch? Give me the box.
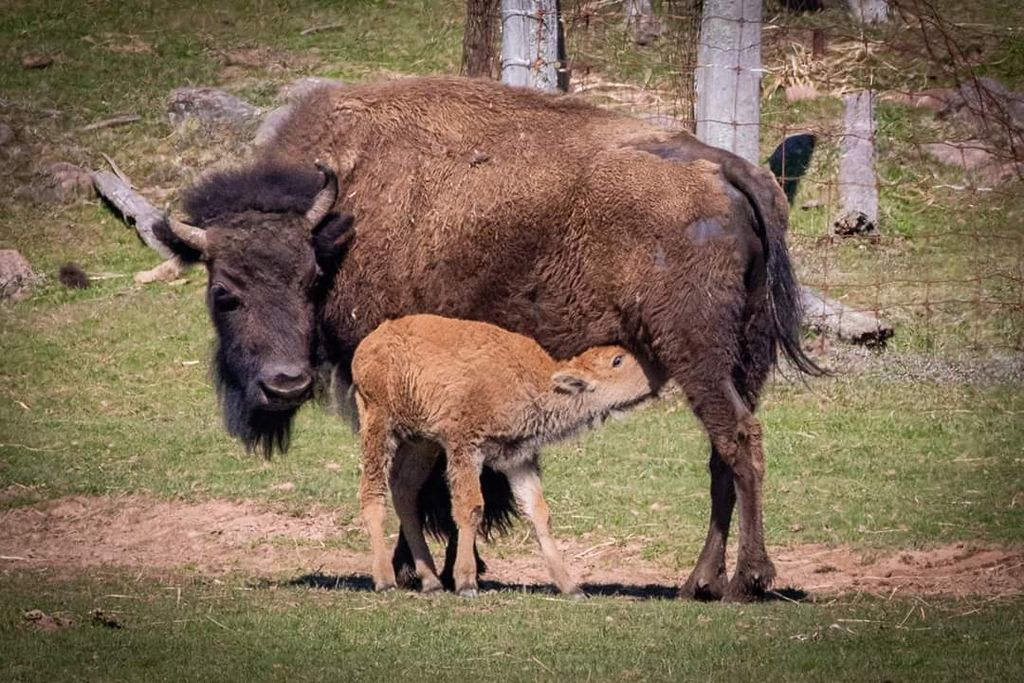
[90,167,174,259]
[801,286,894,346]
[299,22,345,36]
[80,114,141,132]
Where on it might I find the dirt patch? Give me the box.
[2,495,1022,598]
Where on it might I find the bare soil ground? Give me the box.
[2,495,1022,598]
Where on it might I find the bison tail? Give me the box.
[719,141,826,377]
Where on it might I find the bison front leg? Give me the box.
[502,457,581,597]
[446,444,485,597]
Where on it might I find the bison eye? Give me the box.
[210,283,241,312]
[612,355,624,368]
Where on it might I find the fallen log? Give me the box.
[90,163,189,283]
[90,168,174,259]
[800,286,894,346]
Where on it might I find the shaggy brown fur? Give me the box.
[161,75,820,601]
[353,314,656,596]
[58,263,90,289]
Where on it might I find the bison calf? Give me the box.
[353,314,657,596]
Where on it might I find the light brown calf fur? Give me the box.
[352,314,656,596]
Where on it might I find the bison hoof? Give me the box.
[723,561,776,602]
[679,570,727,602]
[374,580,397,593]
[457,587,479,598]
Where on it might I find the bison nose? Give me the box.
[259,365,313,404]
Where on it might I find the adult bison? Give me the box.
[156,76,820,601]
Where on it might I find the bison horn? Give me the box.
[167,217,208,253]
[305,162,338,228]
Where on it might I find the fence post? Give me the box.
[694,0,763,164]
[501,0,561,91]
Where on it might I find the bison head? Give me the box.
[156,163,353,456]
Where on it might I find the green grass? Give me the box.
[2,570,1023,683]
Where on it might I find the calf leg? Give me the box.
[390,444,443,593]
[502,456,581,596]
[446,444,485,597]
[356,401,398,592]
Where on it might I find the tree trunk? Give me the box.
[462,0,500,78]
[800,286,893,346]
[847,0,888,24]
[500,0,561,92]
[833,90,880,236]
[694,0,763,164]
[625,0,662,46]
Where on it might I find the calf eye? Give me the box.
[210,283,241,312]
[612,355,623,368]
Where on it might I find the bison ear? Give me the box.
[552,370,595,395]
[313,213,355,273]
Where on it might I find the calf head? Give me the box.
[156,163,353,456]
[553,345,659,414]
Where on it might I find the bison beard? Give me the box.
[214,345,299,458]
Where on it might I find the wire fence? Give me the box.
[472,0,1024,357]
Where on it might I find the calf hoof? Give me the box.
[457,587,479,598]
[420,575,444,595]
[679,568,727,602]
[565,586,586,600]
[374,580,397,593]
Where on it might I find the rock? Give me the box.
[276,76,344,103]
[939,77,1024,152]
[166,87,261,128]
[0,250,43,301]
[881,88,953,112]
[253,105,292,147]
[0,122,13,147]
[922,140,996,170]
[785,84,820,102]
[39,161,95,203]
[922,140,1023,186]
[21,52,53,69]
[134,257,189,285]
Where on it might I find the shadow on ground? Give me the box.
[274,572,810,602]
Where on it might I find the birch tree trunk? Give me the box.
[833,90,880,236]
[847,0,888,24]
[694,0,763,164]
[625,0,662,46]
[462,0,500,78]
[500,0,561,91]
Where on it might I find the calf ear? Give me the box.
[552,371,595,395]
[313,213,355,273]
